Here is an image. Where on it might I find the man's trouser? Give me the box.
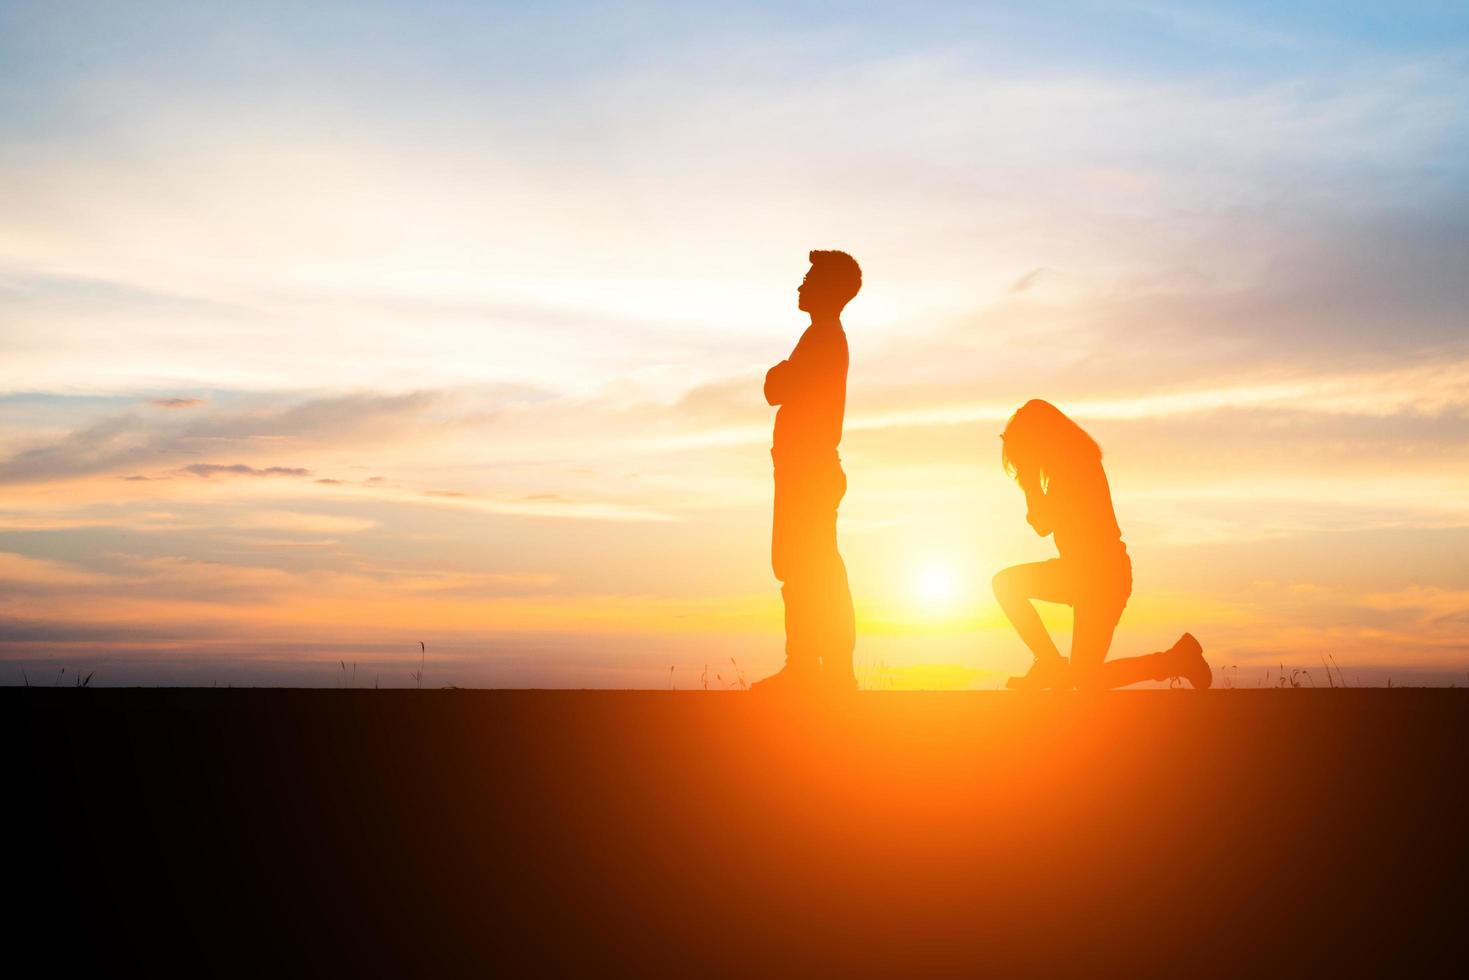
[771,459,855,678]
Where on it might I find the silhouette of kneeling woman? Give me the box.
[992,400,1211,691]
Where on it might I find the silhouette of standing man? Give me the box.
[753,250,861,694]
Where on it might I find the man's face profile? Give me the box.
[797,265,816,313]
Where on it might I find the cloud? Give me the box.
[181,463,312,479]
[399,487,676,523]
[0,550,113,587]
[0,550,294,605]
[0,389,440,485]
[236,511,378,534]
[3,18,1465,396]
[149,397,206,409]
[1008,268,1049,294]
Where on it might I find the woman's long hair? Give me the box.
[1000,399,1102,486]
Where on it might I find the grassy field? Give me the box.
[12,689,1467,975]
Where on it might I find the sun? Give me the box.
[915,564,957,607]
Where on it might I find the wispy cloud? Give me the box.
[181,463,312,479]
[0,390,440,485]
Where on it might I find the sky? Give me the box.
[2,0,1467,688]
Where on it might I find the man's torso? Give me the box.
[772,323,848,469]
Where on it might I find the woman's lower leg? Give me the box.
[997,591,1064,663]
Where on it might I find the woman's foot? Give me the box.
[1166,633,1211,689]
[1005,657,1069,691]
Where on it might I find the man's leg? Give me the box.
[816,466,855,687]
[818,552,856,686]
[780,577,822,674]
[762,474,821,683]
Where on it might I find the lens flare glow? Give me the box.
[916,564,957,607]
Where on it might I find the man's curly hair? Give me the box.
[808,250,862,309]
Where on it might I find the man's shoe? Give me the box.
[751,665,820,694]
[1166,633,1211,690]
[1005,657,1069,691]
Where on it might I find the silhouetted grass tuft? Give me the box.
[410,641,426,689]
[35,667,95,688]
[855,658,896,691]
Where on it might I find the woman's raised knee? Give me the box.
[992,567,1015,602]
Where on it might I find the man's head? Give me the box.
[798,250,862,317]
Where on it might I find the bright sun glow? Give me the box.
[916,565,957,607]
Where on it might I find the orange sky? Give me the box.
[3,2,1468,687]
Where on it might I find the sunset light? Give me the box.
[915,563,958,609]
[1,1,1465,692]
[9,4,1467,976]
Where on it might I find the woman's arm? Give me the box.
[1020,472,1053,537]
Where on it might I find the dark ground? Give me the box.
[10,689,1468,976]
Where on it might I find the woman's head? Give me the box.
[1000,399,1101,481]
